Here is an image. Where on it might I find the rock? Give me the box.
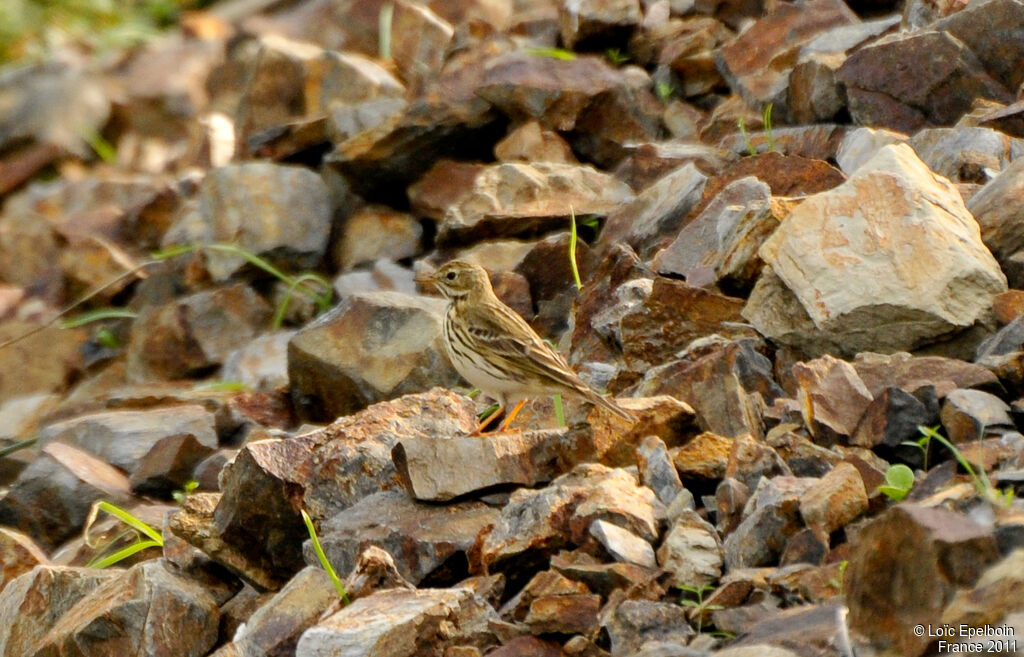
[598,163,707,258]
[494,121,578,164]
[165,163,332,281]
[30,560,219,657]
[850,386,940,464]
[846,504,1001,656]
[500,569,589,622]
[394,427,589,501]
[221,330,296,392]
[835,126,907,175]
[127,284,273,381]
[333,260,418,299]
[333,205,423,270]
[636,435,685,507]
[308,50,407,142]
[515,230,597,335]
[612,140,736,191]
[477,464,664,576]
[390,0,454,91]
[342,545,415,601]
[39,404,218,474]
[633,338,780,440]
[714,478,750,536]
[295,587,497,657]
[653,177,783,292]
[558,0,642,50]
[524,592,601,635]
[128,433,218,497]
[314,490,498,586]
[798,462,868,535]
[725,602,848,657]
[716,0,857,108]
[940,388,1014,443]
[935,0,1024,93]
[744,144,1007,356]
[723,476,815,569]
[657,509,724,588]
[851,351,999,398]
[201,390,477,588]
[287,292,461,420]
[836,30,1012,133]
[992,290,1024,324]
[0,322,87,404]
[672,432,734,484]
[589,519,657,568]
[602,599,694,655]
[437,161,633,244]
[908,127,1024,184]
[0,565,119,657]
[227,566,339,657]
[586,395,698,468]
[939,549,1024,647]
[0,442,132,551]
[550,553,658,598]
[0,529,48,590]
[968,157,1024,285]
[792,355,874,445]
[724,434,792,492]
[764,425,842,477]
[407,159,487,221]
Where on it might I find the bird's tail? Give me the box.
[585,389,637,422]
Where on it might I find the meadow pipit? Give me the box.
[417,259,634,432]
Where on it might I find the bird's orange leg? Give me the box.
[498,399,528,432]
[472,404,504,436]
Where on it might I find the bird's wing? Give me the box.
[464,300,585,388]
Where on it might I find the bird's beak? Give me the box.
[414,270,437,285]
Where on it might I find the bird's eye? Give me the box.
[445,272,456,280]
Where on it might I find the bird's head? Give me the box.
[416,260,492,301]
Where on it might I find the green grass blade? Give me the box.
[569,207,582,291]
[553,394,565,427]
[301,509,350,604]
[0,437,37,459]
[89,539,162,569]
[96,501,163,544]
[60,308,138,329]
[524,46,577,60]
[150,244,197,259]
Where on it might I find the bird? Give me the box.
[416,259,635,433]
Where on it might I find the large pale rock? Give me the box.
[436,161,633,244]
[744,143,1007,356]
[657,509,724,588]
[314,490,498,586]
[295,587,496,657]
[38,405,218,474]
[288,292,460,420]
[166,163,333,281]
[0,565,118,657]
[846,504,1001,656]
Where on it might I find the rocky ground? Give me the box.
[0,0,1022,655]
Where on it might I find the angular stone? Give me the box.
[724,434,792,492]
[657,509,724,588]
[390,0,454,91]
[550,553,658,598]
[601,599,694,657]
[0,321,86,404]
[846,504,1001,656]
[437,161,633,244]
[851,351,999,398]
[672,432,733,484]
[935,0,1024,93]
[723,476,816,569]
[524,592,601,635]
[333,260,418,300]
[744,144,1007,356]
[653,177,783,291]
[39,405,217,474]
[908,127,1024,184]
[314,490,497,586]
[558,0,642,49]
[940,549,1024,642]
[494,121,577,164]
[636,435,685,507]
[228,566,340,657]
[835,126,908,175]
[715,478,750,536]
[407,159,487,221]
[222,330,296,392]
[295,587,496,657]
[725,602,847,656]
[0,443,131,552]
[792,355,874,445]
[129,433,217,497]
[764,425,842,478]
[31,560,219,657]
[798,462,868,535]
[599,163,706,258]
[612,140,736,191]
[590,519,657,568]
[0,565,118,657]
[836,31,1012,133]
[716,0,856,108]
[586,396,698,468]
[333,205,423,270]
[940,388,1014,443]
[500,569,589,622]
[287,292,461,420]
[127,284,272,381]
[478,465,663,575]
[968,157,1024,280]
[0,529,48,590]
[850,386,940,464]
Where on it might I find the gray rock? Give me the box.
[909,127,1024,184]
[657,509,724,588]
[601,599,695,657]
[723,476,815,569]
[968,157,1024,284]
[333,205,423,270]
[834,126,907,175]
[636,435,685,508]
[589,519,657,568]
[221,330,296,391]
[940,388,1014,443]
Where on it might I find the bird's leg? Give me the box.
[498,399,528,432]
[472,403,504,436]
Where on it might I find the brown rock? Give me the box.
[601,599,694,656]
[724,434,792,492]
[314,490,498,586]
[390,0,454,91]
[0,322,86,404]
[846,504,1001,656]
[550,553,658,598]
[764,425,842,477]
[939,549,1024,650]
[333,205,423,270]
[587,395,697,467]
[836,31,1012,133]
[993,290,1024,324]
[725,602,848,656]
[525,592,601,634]
[408,159,487,221]
[940,388,1014,443]
[715,477,750,535]
[672,432,734,483]
[611,140,736,191]
[792,355,874,445]
[798,462,868,535]
[908,127,1024,184]
[128,433,217,497]
[657,509,724,588]
[0,529,48,590]
[849,386,939,466]
[936,0,1024,93]
[558,0,641,50]
[494,121,577,164]
[723,476,815,569]
[968,157,1024,281]
[851,351,999,398]
[500,569,590,622]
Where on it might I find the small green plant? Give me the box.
[86,500,164,569]
[828,559,849,596]
[378,2,394,60]
[915,425,1015,508]
[153,243,333,329]
[301,509,350,604]
[877,464,915,501]
[762,102,775,152]
[605,48,630,66]
[172,479,199,504]
[737,117,757,156]
[655,81,674,102]
[678,583,723,633]
[568,207,584,292]
[94,326,120,349]
[523,46,577,61]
